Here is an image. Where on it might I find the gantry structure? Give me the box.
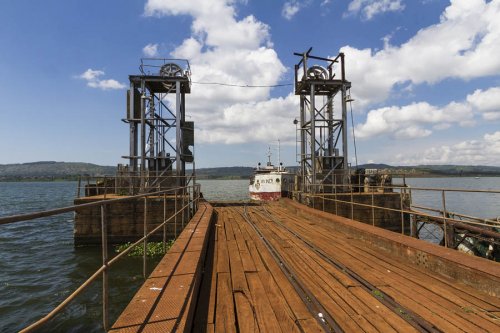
[123,59,194,192]
[294,48,352,194]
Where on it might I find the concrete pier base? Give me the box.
[74,194,189,245]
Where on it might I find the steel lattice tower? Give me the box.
[123,59,194,192]
[294,48,351,194]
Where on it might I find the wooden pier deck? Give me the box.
[111,199,500,332]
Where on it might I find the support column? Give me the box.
[300,95,306,193]
[310,84,316,193]
[175,81,182,188]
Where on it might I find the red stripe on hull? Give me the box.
[249,191,281,201]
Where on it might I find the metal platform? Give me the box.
[111,200,500,332]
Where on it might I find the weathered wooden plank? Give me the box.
[215,272,236,332]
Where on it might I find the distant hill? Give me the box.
[195,167,253,179]
[1,161,500,181]
[0,161,116,181]
[358,163,500,176]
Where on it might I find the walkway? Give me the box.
[111,200,500,332]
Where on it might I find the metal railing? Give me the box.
[75,174,197,198]
[0,182,202,332]
[287,176,500,259]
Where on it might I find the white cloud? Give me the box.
[346,0,405,20]
[392,131,500,165]
[79,69,104,81]
[282,1,301,20]
[142,43,159,57]
[144,0,289,144]
[77,69,126,90]
[342,0,500,108]
[356,83,500,140]
[466,87,500,120]
[197,94,298,144]
[356,100,474,139]
[87,79,127,90]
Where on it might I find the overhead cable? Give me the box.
[191,81,293,88]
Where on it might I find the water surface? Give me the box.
[1,177,499,331]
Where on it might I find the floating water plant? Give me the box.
[115,240,175,257]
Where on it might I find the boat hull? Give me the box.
[249,191,282,201]
[249,172,294,201]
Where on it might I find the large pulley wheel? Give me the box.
[160,63,183,77]
[306,65,328,80]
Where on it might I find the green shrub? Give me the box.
[115,240,175,257]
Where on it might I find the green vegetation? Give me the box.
[0,161,115,181]
[114,240,175,257]
[461,306,475,313]
[358,163,500,177]
[195,166,253,179]
[372,289,384,299]
[1,161,500,182]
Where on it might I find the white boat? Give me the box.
[249,146,295,201]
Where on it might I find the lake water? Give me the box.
[1,177,499,332]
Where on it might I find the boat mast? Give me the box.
[278,139,281,171]
[267,146,272,167]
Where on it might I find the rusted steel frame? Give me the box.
[242,205,343,333]
[143,196,148,278]
[371,191,375,226]
[182,187,185,228]
[350,185,354,220]
[324,189,500,231]
[325,180,500,195]
[103,176,107,199]
[314,194,500,239]
[101,204,109,330]
[0,187,186,225]
[108,200,190,266]
[401,189,405,235]
[19,195,194,333]
[76,176,81,198]
[334,175,338,214]
[412,210,500,241]
[442,191,448,248]
[163,193,167,253]
[375,183,500,194]
[76,175,194,196]
[175,190,178,238]
[412,204,500,227]
[260,206,439,333]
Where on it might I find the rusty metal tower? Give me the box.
[294,48,351,194]
[123,59,194,192]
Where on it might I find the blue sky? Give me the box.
[1,0,499,168]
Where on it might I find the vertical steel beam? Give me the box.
[148,97,155,172]
[300,95,306,193]
[181,91,186,183]
[163,193,167,253]
[129,82,138,172]
[143,196,148,278]
[341,84,348,183]
[310,84,316,192]
[400,190,405,235]
[327,93,334,187]
[100,205,109,331]
[174,191,178,238]
[140,81,146,192]
[175,81,182,188]
[442,190,448,248]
